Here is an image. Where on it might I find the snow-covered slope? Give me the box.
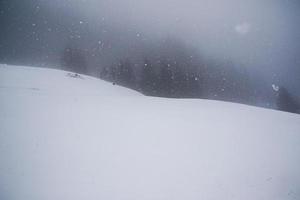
[1,65,300,200]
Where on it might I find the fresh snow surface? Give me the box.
[1,64,300,200]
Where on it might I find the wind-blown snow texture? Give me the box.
[1,65,300,200]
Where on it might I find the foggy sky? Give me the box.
[1,0,299,93]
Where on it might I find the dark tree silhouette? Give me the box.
[276,87,300,114]
[159,61,174,97]
[61,46,88,74]
[140,58,159,95]
[117,59,136,88]
[100,66,110,79]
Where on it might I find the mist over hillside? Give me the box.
[0,0,299,112]
[1,1,300,198]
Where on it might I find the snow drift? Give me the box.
[0,64,299,200]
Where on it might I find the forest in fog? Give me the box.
[1,0,299,113]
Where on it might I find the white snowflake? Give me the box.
[235,22,251,35]
[272,84,279,92]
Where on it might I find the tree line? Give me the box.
[60,38,300,114]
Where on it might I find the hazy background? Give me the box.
[0,0,299,98]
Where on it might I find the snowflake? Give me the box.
[272,84,279,92]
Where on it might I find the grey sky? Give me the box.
[1,0,299,92]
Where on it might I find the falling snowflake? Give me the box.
[272,84,279,92]
[235,22,251,35]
